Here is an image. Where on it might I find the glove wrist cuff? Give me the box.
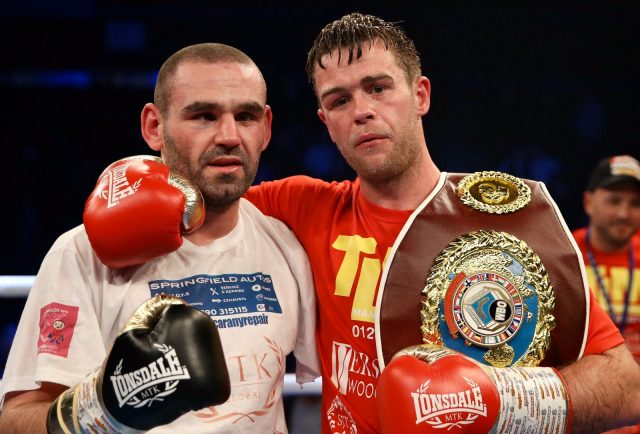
[47,367,143,434]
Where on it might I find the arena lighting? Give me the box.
[0,70,157,89]
[0,275,322,396]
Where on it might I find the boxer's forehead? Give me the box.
[169,61,266,112]
[314,39,406,100]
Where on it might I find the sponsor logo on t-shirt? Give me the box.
[213,314,270,329]
[330,341,380,399]
[37,302,79,357]
[192,336,285,425]
[326,395,358,434]
[149,273,281,328]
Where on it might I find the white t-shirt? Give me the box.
[0,199,319,434]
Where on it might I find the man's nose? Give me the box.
[215,115,241,147]
[353,92,375,124]
[616,202,634,219]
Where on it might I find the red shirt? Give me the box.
[574,227,640,359]
[247,176,624,434]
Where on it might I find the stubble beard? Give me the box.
[162,132,259,211]
[343,123,422,184]
[597,222,636,251]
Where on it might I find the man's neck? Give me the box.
[185,201,240,246]
[359,154,441,211]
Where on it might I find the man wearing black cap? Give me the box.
[573,155,640,433]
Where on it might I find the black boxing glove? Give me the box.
[47,295,230,433]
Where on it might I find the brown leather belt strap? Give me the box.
[377,173,587,368]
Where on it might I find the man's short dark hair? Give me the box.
[154,43,264,115]
[306,12,422,92]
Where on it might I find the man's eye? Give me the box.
[371,84,385,94]
[194,113,215,121]
[332,97,349,108]
[236,112,257,122]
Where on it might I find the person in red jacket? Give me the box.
[573,154,640,433]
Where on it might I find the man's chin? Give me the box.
[608,228,637,246]
[353,161,404,183]
[205,197,241,211]
[202,185,248,209]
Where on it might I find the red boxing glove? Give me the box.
[84,156,205,268]
[377,345,571,434]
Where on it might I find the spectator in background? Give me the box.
[573,154,640,433]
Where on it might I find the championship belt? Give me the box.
[422,229,554,368]
[375,172,589,369]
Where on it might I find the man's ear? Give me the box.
[583,191,593,216]
[415,76,431,116]
[317,107,327,124]
[261,104,273,152]
[141,103,164,151]
[317,108,336,143]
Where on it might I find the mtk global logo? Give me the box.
[109,343,190,408]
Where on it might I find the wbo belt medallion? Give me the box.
[456,171,531,214]
[421,230,555,367]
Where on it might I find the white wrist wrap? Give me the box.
[488,367,569,434]
[57,367,142,434]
